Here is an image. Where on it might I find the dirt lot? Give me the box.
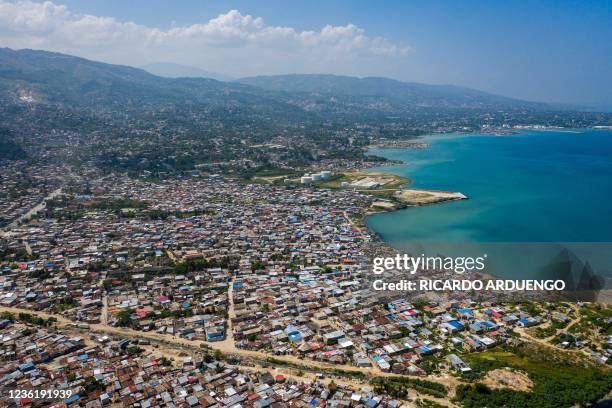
[482,368,534,392]
[371,200,397,210]
[393,189,467,205]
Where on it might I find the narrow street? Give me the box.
[100,295,109,326]
[0,187,62,236]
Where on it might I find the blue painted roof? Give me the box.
[20,362,35,371]
[65,394,80,404]
[448,320,464,329]
[366,399,379,408]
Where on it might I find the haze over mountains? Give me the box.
[142,62,234,82]
[0,47,556,114]
[237,74,552,111]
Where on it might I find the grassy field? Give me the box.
[315,170,410,190]
[248,167,303,184]
[311,170,411,207]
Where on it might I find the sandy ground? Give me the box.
[371,201,397,210]
[482,368,533,392]
[393,189,467,206]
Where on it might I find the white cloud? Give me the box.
[0,0,411,77]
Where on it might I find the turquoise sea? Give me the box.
[365,129,612,281]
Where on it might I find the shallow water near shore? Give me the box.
[365,129,612,282]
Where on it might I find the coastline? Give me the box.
[363,140,468,213]
[363,126,612,220]
[362,126,606,213]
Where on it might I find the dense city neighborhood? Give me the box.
[1,167,610,407]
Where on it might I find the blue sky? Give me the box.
[1,0,610,109]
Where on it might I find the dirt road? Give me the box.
[0,305,461,392]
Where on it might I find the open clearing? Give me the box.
[482,368,534,392]
[313,170,467,207]
[371,200,397,210]
[393,189,467,205]
[316,170,409,190]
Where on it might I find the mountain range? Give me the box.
[0,47,556,114]
[236,74,551,111]
[1,47,610,172]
